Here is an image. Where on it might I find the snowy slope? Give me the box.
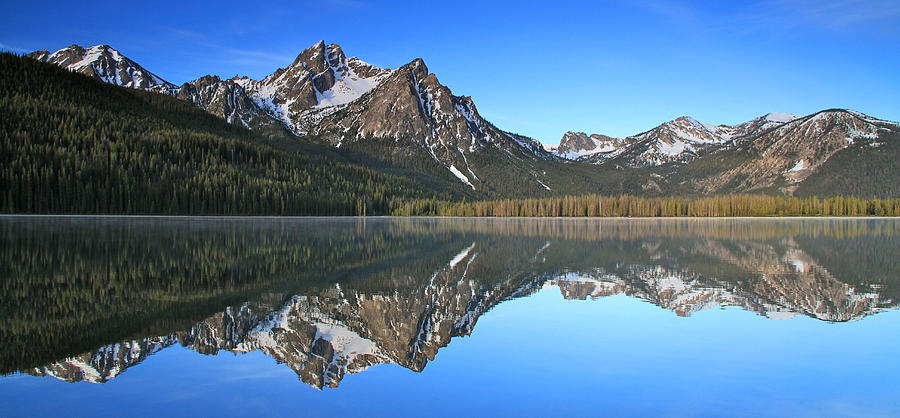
[28,44,177,94]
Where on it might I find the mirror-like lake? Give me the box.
[1,216,899,416]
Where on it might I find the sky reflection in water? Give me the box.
[0,217,898,416]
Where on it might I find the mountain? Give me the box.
[0,51,453,216]
[27,42,560,193]
[21,42,900,199]
[230,41,554,192]
[311,57,554,188]
[175,75,290,136]
[548,110,898,197]
[26,44,177,94]
[677,109,900,195]
[614,116,737,166]
[559,112,801,167]
[555,131,634,160]
[232,41,393,134]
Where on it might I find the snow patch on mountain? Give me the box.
[315,56,390,108]
[765,112,800,123]
[31,44,176,94]
[449,165,475,190]
[788,160,807,173]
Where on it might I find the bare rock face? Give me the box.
[27,44,176,94]
[176,75,262,127]
[558,132,597,155]
[310,57,551,189]
[315,58,502,150]
[555,131,633,161]
[174,75,289,134]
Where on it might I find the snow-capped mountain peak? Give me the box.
[27,44,177,94]
[764,112,800,123]
[314,43,392,108]
[226,40,396,134]
[566,111,845,167]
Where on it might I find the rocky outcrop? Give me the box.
[555,131,633,160]
[175,75,288,133]
[176,75,263,127]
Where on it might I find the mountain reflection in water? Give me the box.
[1,217,897,390]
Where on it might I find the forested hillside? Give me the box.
[0,53,455,215]
[794,131,900,199]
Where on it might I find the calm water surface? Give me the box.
[1,216,899,416]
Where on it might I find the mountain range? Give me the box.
[21,42,900,199]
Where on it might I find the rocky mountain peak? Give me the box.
[558,131,596,154]
[296,39,328,73]
[397,58,429,81]
[27,44,176,94]
[325,43,347,70]
[554,131,633,161]
[347,56,390,79]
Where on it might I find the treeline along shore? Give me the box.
[392,194,900,217]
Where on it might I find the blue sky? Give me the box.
[3,0,899,143]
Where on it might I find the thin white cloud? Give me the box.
[0,42,31,53]
[224,48,293,65]
[163,27,295,68]
[311,0,368,10]
[759,0,900,28]
[797,0,899,25]
[628,0,700,24]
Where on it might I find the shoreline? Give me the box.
[1,214,898,220]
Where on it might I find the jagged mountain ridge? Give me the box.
[554,131,634,160]
[27,44,177,94]
[25,43,900,196]
[233,41,394,134]
[558,112,801,166]
[174,74,289,134]
[555,109,899,196]
[29,41,554,192]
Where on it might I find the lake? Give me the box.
[1,216,898,416]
